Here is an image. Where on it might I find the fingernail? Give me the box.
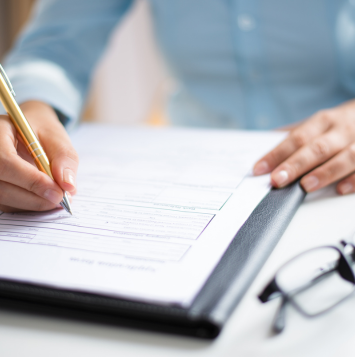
[254,161,270,175]
[302,176,319,191]
[339,182,353,195]
[63,169,76,189]
[44,189,62,204]
[273,170,289,187]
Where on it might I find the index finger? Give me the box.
[21,102,79,194]
[0,117,63,204]
[253,112,332,175]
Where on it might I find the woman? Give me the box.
[0,0,355,212]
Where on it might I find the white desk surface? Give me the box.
[1,185,355,357]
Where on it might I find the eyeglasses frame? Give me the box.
[258,240,355,333]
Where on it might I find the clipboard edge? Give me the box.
[0,182,306,339]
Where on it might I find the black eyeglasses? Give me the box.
[258,240,355,334]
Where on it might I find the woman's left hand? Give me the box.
[253,99,355,195]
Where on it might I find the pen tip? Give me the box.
[60,191,73,215]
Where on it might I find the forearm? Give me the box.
[0,0,133,126]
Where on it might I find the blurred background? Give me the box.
[0,0,170,125]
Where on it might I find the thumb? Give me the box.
[49,142,79,194]
[21,101,79,194]
[40,120,79,194]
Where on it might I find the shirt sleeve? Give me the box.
[0,0,133,128]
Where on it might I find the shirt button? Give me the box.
[237,15,256,31]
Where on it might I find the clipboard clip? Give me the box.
[0,64,16,97]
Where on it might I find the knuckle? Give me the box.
[322,164,339,181]
[69,150,79,164]
[317,109,334,124]
[294,158,306,173]
[310,140,329,158]
[286,159,304,178]
[29,174,45,193]
[291,131,309,148]
[57,147,79,165]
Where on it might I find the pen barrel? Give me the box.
[0,75,54,180]
[25,141,53,179]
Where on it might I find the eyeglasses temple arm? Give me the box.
[272,297,288,334]
[258,278,282,303]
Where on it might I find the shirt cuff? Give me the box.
[0,60,82,131]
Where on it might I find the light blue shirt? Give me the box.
[1,0,355,130]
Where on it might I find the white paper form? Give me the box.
[0,125,285,306]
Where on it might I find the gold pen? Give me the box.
[0,64,72,215]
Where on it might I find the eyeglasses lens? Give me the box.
[275,247,354,315]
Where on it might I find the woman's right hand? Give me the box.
[0,100,79,212]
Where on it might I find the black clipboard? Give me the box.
[0,182,305,339]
